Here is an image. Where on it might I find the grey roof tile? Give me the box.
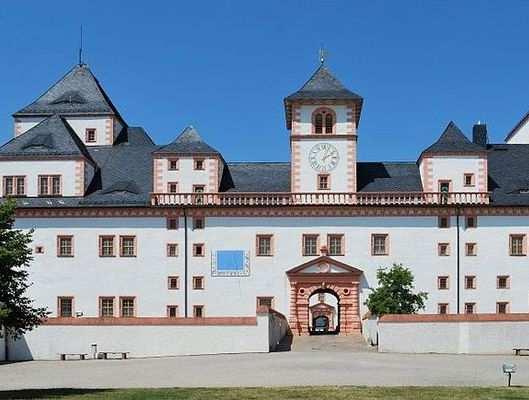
[155,126,220,155]
[357,162,423,192]
[421,121,484,156]
[285,65,362,101]
[14,64,125,124]
[225,162,291,192]
[0,114,94,163]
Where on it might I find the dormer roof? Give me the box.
[419,121,485,161]
[0,114,94,164]
[13,64,126,126]
[284,65,363,129]
[154,126,220,155]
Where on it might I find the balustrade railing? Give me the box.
[151,191,490,207]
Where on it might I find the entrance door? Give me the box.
[313,316,329,333]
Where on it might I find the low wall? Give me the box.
[379,313,529,354]
[362,317,378,346]
[267,309,290,351]
[0,327,5,361]
[8,315,270,360]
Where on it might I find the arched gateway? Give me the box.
[286,256,363,336]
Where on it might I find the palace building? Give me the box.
[3,61,529,359]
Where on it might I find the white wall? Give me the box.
[16,213,529,324]
[507,119,529,144]
[379,319,529,354]
[296,105,353,135]
[362,317,378,345]
[158,157,217,193]
[10,315,269,360]
[65,116,112,146]
[15,117,45,136]
[0,328,5,361]
[420,155,486,192]
[0,160,82,197]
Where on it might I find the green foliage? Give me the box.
[365,263,428,316]
[0,199,48,338]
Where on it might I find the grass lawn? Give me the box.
[1,387,529,400]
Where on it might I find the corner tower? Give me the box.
[284,64,363,193]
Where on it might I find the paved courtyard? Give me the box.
[1,336,528,390]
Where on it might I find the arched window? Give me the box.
[312,108,335,134]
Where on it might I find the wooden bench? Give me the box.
[59,353,87,361]
[99,351,130,360]
[513,348,529,356]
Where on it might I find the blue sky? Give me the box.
[1,1,529,162]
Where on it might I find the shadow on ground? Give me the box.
[0,389,112,399]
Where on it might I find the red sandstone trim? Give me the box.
[379,313,529,323]
[43,316,258,326]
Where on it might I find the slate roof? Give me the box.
[0,114,94,163]
[225,162,291,192]
[357,162,423,192]
[487,144,529,205]
[13,64,125,124]
[420,121,485,158]
[284,65,363,129]
[154,126,220,155]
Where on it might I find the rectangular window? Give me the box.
[193,276,204,290]
[256,235,273,256]
[193,217,204,230]
[167,276,179,290]
[328,234,344,256]
[510,234,526,256]
[193,159,205,170]
[99,235,115,257]
[193,305,204,318]
[85,128,97,143]
[465,275,476,290]
[99,297,115,318]
[193,185,205,205]
[438,276,449,290]
[167,243,178,257]
[497,302,509,314]
[38,175,62,196]
[464,173,475,187]
[167,218,178,230]
[317,174,330,190]
[438,243,450,256]
[3,176,25,196]
[119,236,136,257]
[167,305,179,318]
[464,302,475,314]
[497,275,510,289]
[438,216,450,229]
[257,297,274,309]
[438,303,449,315]
[35,246,44,254]
[465,216,477,229]
[193,243,205,257]
[58,297,73,317]
[57,235,74,257]
[465,243,477,256]
[168,159,179,171]
[302,234,319,256]
[372,234,388,256]
[120,297,135,317]
[167,182,178,193]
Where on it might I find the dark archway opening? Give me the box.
[308,288,340,335]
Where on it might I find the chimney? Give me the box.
[472,122,488,147]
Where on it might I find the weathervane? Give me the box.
[319,46,327,65]
[78,25,84,65]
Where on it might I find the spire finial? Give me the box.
[78,25,83,65]
[319,45,327,65]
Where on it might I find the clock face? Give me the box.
[309,143,339,172]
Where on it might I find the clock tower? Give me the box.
[284,64,363,193]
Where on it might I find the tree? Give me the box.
[0,200,48,339]
[365,263,428,316]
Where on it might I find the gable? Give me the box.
[286,256,363,276]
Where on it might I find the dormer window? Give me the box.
[313,108,335,134]
[85,129,97,143]
[39,175,61,196]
